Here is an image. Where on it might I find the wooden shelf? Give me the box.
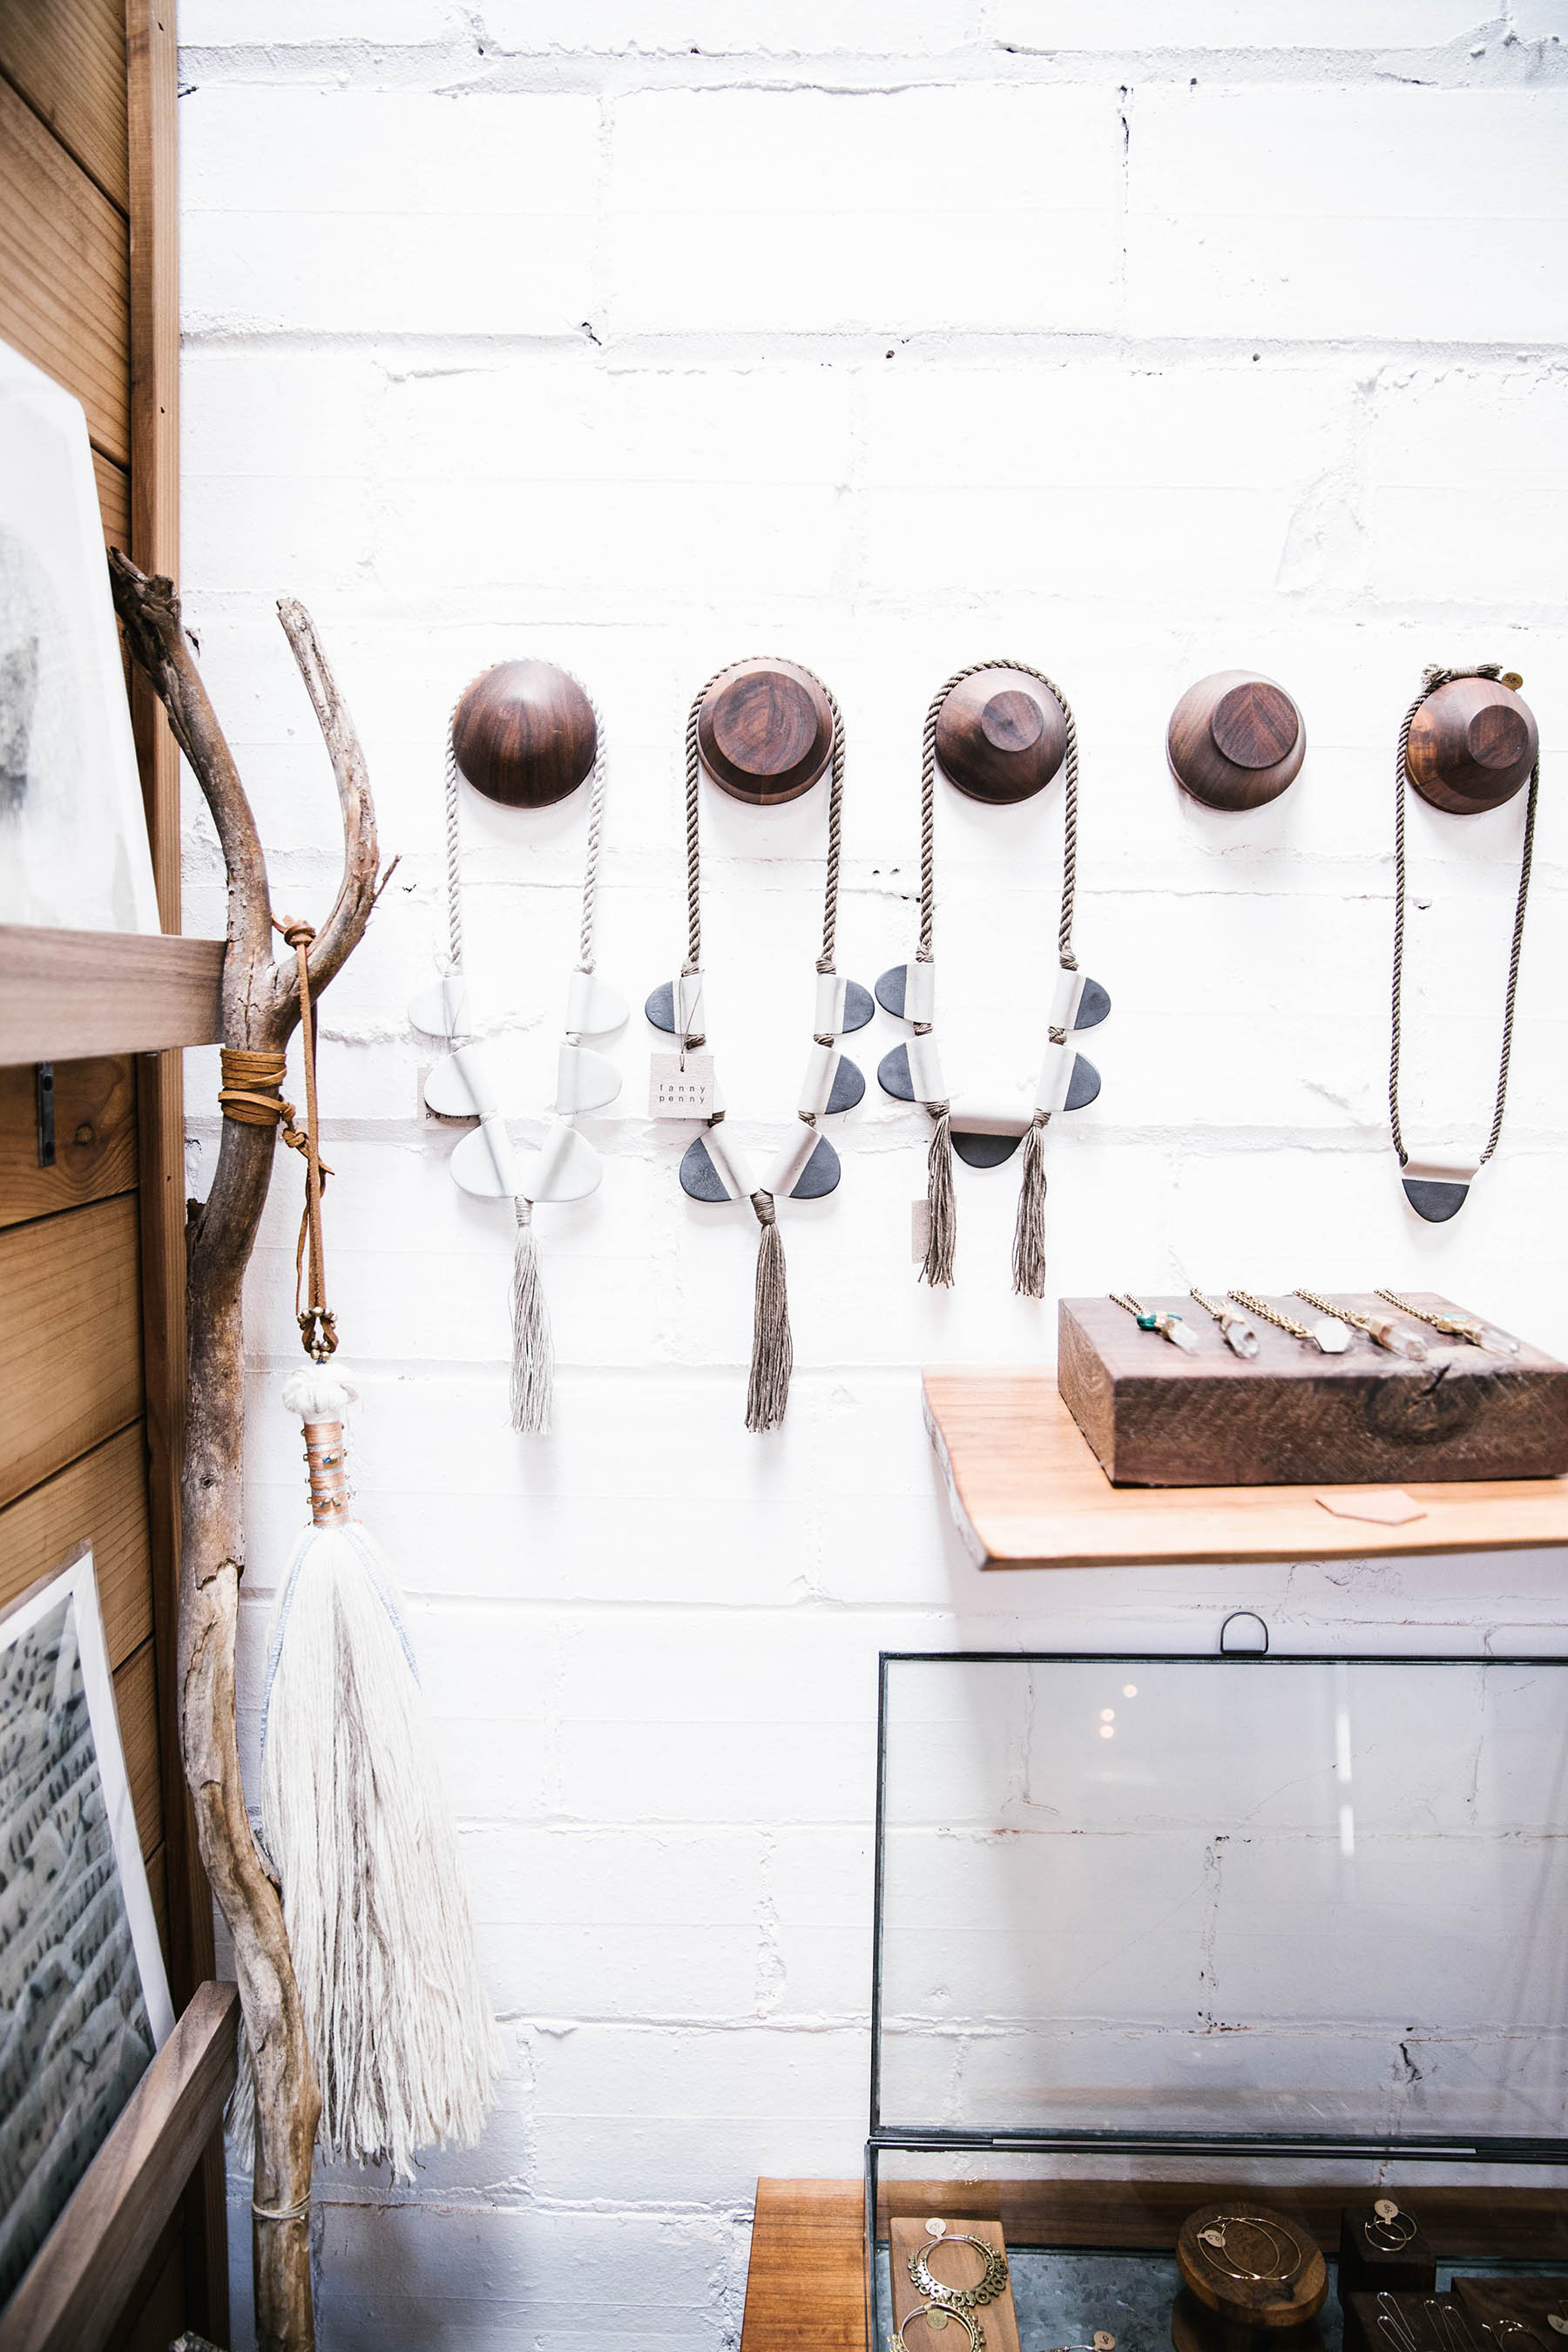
[923,1369,1568,1570]
[0,1980,239,2352]
[0,924,224,1063]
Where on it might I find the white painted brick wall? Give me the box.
[179,5,1568,2345]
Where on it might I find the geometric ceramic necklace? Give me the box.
[876,661,1109,1295]
[645,659,871,1432]
[410,663,626,1433]
[1389,663,1538,1221]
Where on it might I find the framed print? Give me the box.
[0,1547,173,2305]
[0,338,160,933]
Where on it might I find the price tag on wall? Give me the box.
[649,1051,716,1119]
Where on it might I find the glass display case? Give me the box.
[868,1647,1568,2352]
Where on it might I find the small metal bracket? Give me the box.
[35,1062,55,1167]
[1220,1610,1269,1655]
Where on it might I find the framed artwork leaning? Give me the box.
[0,337,160,933]
[0,1547,174,2306]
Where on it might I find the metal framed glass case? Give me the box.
[867,1646,1568,2351]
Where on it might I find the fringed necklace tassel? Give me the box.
[1010,1111,1050,1298]
[923,1105,957,1288]
[237,917,503,2180]
[746,1189,793,1433]
[509,1198,554,1435]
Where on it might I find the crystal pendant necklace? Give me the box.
[1227,1288,1351,1355]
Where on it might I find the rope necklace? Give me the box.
[876,661,1108,1295]
[1390,663,1538,1222]
[409,664,626,1432]
[645,659,870,1433]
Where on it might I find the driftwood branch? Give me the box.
[109,555,384,2352]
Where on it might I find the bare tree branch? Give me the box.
[111,551,386,2352]
[272,598,382,1000]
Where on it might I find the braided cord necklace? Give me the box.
[409,663,625,1434]
[876,661,1107,1296]
[1390,663,1538,1221]
[646,659,868,1434]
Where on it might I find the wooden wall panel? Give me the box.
[94,447,132,547]
[0,72,129,458]
[0,0,130,208]
[0,1056,138,1227]
[113,1637,163,1860]
[0,1193,144,1507]
[0,1425,153,1663]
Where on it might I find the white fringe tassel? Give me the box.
[510,1199,554,1436]
[233,1369,504,2180]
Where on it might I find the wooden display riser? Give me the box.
[739,2180,1568,2352]
[923,1371,1568,1569]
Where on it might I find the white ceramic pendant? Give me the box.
[409,973,473,1040]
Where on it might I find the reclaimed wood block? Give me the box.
[1337,2205,1436,2303]
[1058,1294,1568,1488]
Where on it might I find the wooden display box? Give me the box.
[1057,1294,1568,1487]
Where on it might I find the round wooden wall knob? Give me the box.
[934,667,1067,804]
[1406,674,1538,814]
[1167,671,1305,811]
[451,660,598,808]
[696,659,835,804]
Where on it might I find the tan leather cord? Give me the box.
[217,928,337,1359]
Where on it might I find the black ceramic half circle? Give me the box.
[842,980,875,1033]
[791,1133,841,1199]
[1075,977,1112,1030]
[952,1131,1023,1168]
[877,1042,914,1100]
[1064,1053,1101,1112]
[679,1134,728,1201]
[826,1054,865,1114]
[1402,1177,1469,1222]
[645,981,677,1033]
[875,964,909,1018]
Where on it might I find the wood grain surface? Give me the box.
[740,2179,866,2352]
[0,927,225,1063]
[1167,670,1305,810]
[114,1634,164,1859]
[1336,2204,1436,2300]
[1176,2202,1328,2328]
[698,659,836,803]
[1407,675,1538,814]
[0,1982,240,2352]
[0,0,130,207]
[0,1193,145,1507]
[1058,1293,1568,1487]
[451,658,598,808]
[1453,2277,1568,2335]
[935,666,1067,803]
[891,2214,1021,2352]
[0,1425,154,1662]
[0,1054,137,1227]
[0,70,129,457]
[923,1368,1568,1568]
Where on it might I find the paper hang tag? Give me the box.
[650,1051,717,1119]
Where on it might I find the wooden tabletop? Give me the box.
[923,1369,1568,1570]
[741,2179,865,2351]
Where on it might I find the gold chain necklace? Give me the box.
[1374,1288,1520,1357]
[1109,1291,1198,1353]
[1188,1287,1259,1359]
[1293,1288,1429,1362]
[1228,1288,1351,1355]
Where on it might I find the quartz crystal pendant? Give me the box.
[1140,1310,1200,1354]
[1445,1319,1521,1356]
[1219,1311,1260,1360]
[1367,1316,1429,1363]
[1310,1316,1352,1354]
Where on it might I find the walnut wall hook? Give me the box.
[451,658,598,808]
[1166,671,1305,811]
[933,665,1067,803]
[694,657,836,804]
[1405,672,1538,814]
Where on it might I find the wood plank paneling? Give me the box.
[0,1055,137,1227]
[742,2181,866,2352]
[0,0,129,210]
[0,928,226,1064]
[113,1636,163,1860]
[0,1424,152,1664]
[0,1193,143,1506]
[0,1983,240,2352]
[94,446,131,547]
[110,2215,183,2352]
[0,71,129,459]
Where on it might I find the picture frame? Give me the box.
[0,337,161,933]
[0,1546,174,2305]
